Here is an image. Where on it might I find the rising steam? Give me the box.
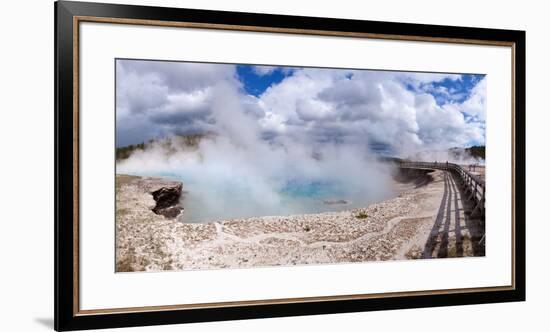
[116,60,486,222]
[117,82,396,222]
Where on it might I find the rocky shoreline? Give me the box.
[116,170,484,272]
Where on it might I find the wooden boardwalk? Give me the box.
[399,161,486,257]
[399,161,485,217]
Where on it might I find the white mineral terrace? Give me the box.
[115,169,485,272]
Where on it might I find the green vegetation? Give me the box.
[466,145,485,160]
[116,142,147,160]
[355,212,368,219]
[116,134,207,161]
[448,145,485,161]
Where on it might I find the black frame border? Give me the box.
[55,1,525,330]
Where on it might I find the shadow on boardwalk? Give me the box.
[423,171,485,258]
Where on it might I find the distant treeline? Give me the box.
[448,145,486,161]
[466,145,485,160]
[116,142,146,161]
[116,134,205,161]
[116,136,486,162]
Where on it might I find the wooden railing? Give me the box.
[399,161,485,217]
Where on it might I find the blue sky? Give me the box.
[236,65,292,96]
[411,73,483,105]
[235,64,484,118]
[237,64,484,105]
[116,60,486,155]
[235,65,485,143]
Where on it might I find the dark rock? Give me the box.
[152,185,182,209]
[155,205,184,219]
[323,199,349,205]
[150,183,184,219]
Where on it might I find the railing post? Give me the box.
[472,185,485,217]
[468,182,476,201]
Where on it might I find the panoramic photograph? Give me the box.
[115,59,486,272]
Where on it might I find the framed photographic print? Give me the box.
[54,0,525,330]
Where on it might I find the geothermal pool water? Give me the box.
[117,147,399,223]
[172,176,394,223]
[182,183,351,223]
[120,168,396,223]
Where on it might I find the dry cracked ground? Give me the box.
[116,170,485,272]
